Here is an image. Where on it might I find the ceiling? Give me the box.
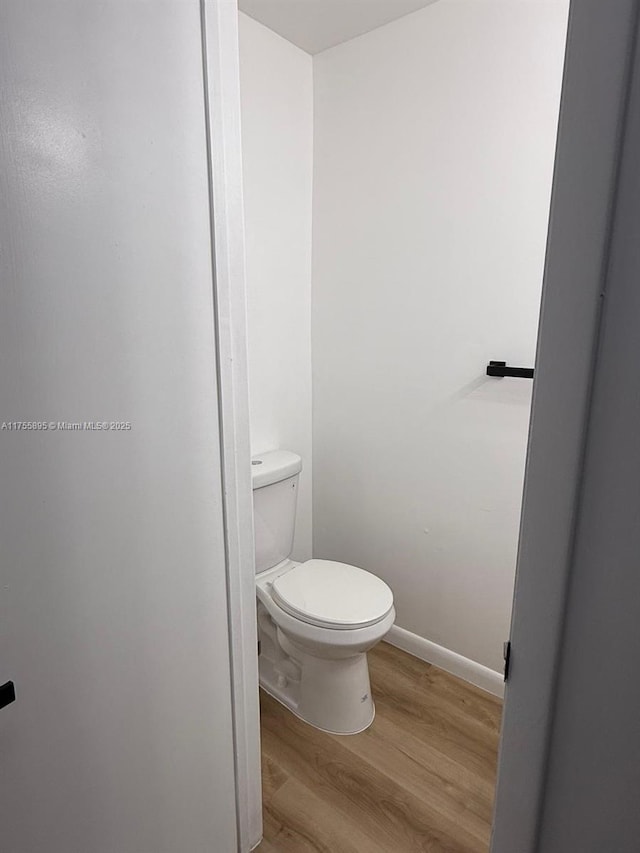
[238,0,441,55]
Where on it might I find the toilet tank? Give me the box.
[251,450,302,574]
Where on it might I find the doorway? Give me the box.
[237,0,569,851]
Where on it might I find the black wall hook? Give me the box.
[487,360,534,379]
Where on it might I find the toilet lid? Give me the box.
[271,559,394,629]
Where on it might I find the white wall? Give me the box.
[239,13,314,560]
[312,0,568,673]
[0,2,238,850]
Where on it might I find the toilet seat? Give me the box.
[270,559,393,630]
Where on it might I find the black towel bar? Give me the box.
[487,360,534,379]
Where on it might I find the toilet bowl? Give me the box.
[252,450,395,734]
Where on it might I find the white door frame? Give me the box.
[201,1,262,850]
[491,1,639,850]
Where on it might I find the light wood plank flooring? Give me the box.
[256,642,502,853]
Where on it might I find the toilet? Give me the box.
[252,449,395,735]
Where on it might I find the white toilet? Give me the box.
[252,449,395,735]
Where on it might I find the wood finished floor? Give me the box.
[256,642,502,853]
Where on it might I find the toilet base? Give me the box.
[258,630,376,735]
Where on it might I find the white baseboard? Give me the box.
[385,625,505,698]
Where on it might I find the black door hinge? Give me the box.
[0,681,16,710]
[503,641,511,682]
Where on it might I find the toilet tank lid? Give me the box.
[251,450,302,489]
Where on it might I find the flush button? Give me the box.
[252,460,263,466]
